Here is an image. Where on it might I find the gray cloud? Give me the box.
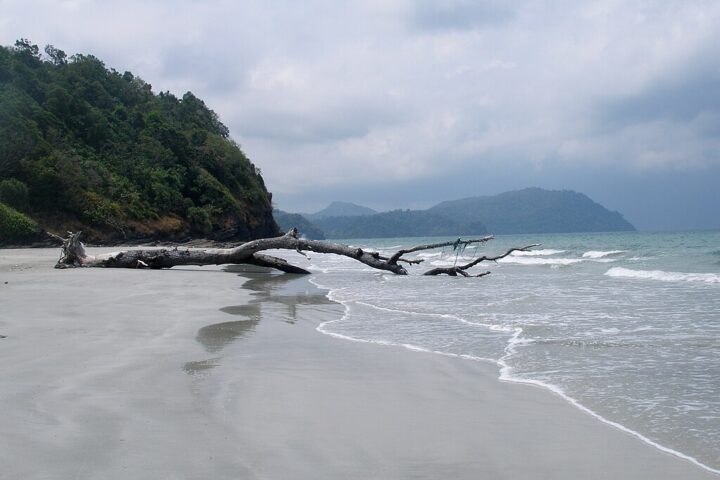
[159,44,249,94]
[599,70,720,129]
[410,0,515,31]
[235,101,406,144]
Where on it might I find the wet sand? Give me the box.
[0,248,717,479]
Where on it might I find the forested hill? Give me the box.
[291,189,635,239]
[429,188,635,234]
[305,201,377,220]
[273,209,325,240]
[0,39,278,245]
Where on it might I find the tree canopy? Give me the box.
[0,39,277,244]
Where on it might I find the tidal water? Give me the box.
[287,231,720,472]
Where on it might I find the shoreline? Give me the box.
[312,277,720,477]
[1,248,718,478]
[497,349,720,477]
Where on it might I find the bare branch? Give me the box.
[387,236,494,264]
[422,244,540,276]
[46,231,66,244]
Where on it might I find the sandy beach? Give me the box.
[0,248,717,479]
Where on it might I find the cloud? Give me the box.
[3,0,720,228]
[598,51,720,129]
[235,103,404,144]
[579,41,720,169]
[159,43,250,94]
[410,0,515,32]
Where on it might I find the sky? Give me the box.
[2,0,719,231]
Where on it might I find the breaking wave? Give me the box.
[498,257,584,266]
[511,249,566,257]
[605,267,720,284]
[583,250,625,259]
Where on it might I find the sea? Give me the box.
[282,230,720,473]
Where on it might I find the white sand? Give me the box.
[0,248,717,479]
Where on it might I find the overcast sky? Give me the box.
[3,0,719,230]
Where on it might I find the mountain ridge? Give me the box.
[429,187,635,234]
[305,201,377,220]
[281,188,635,239]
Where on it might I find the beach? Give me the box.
[1,247,717,479]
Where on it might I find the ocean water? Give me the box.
[279,231,720,473]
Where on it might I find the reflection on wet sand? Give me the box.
[219,303,261,317]
[185,271,335,374]
[260,293,335,323]
[183,358,221,375]
[222,269,335,322]
[234,270,303,292]
[196,318,260,353]
[221,265,270,273]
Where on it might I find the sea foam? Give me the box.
[511,249,565,257]
[605,267,720,284]
[582,250,625,258]
[498,257,584,266]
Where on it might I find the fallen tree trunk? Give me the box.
[52,229,538,277]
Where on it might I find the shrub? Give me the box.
[0,178,29,210]
[0,201,39,242]
[187,206,212,235]
[81,191,122,226]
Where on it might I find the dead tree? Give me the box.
[52,229,539,277]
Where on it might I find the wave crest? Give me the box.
[511,249,565,257]
[583,250,625,259]
[498,257,584,266]
[605,267,720,284]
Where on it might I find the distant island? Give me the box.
[0,40,278,245]
[279,188,635,239]
[273,210,326,240]
[429,188,635,234]
[304,201,377,220]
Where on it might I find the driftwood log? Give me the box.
[52,229,539,277]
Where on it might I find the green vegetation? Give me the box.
[0,178,29,210]
[0,39,278,244]
[0,201,40,243]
